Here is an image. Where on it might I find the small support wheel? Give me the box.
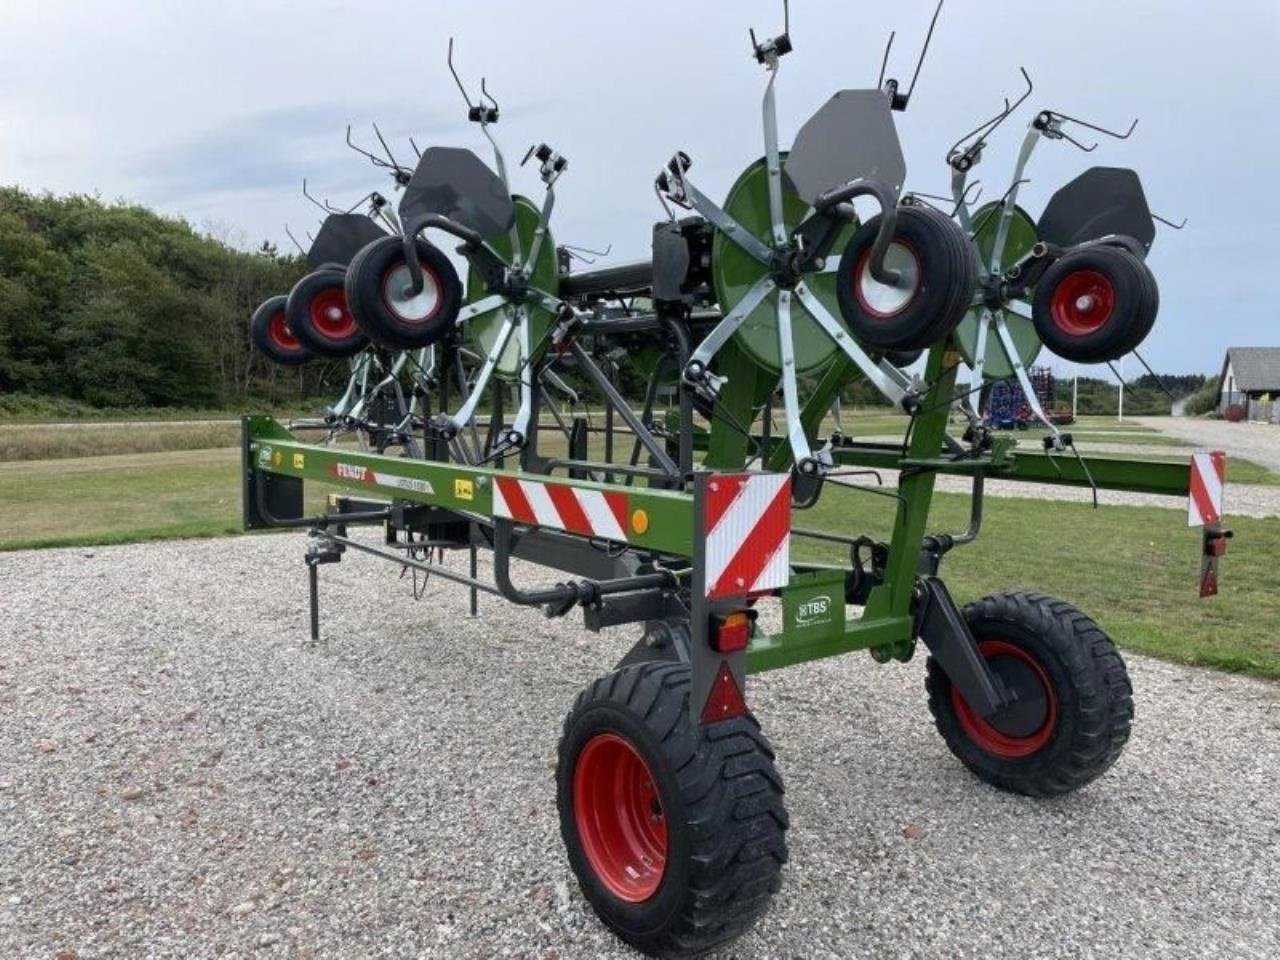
[344,235,462,350]
[925,592,1134,797]
[286,268,368,358]
[250,294,312,366]
[557,662,788,958]
[835,204,978,351]
[1031,245,1158,363]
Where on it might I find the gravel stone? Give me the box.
[0,534,1277,958]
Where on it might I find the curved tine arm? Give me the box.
[813,178,902,286]
[398,214,485,296]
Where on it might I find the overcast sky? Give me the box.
[2,0,1277,375]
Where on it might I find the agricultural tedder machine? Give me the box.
[243,4,1231,955]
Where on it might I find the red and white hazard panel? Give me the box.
[704,473,791,599]
[1187,450,1226,527]
[493,475,631,542]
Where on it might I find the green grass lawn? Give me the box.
[796,485,1280,679]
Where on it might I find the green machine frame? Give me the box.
[243,336,1196,684]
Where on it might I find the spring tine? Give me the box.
[283,224,307,255]
[447,37,475,110]
[1152,212,1187,230]
[900,0,945,104]
[1130,349,1180,402]
[372,122,401,172]
[1066,439,1100,508]
[301,179,330,215]
[1060,112,1139,141]
[346,124,387,168]
[1059,128,1099,152]
[480,77,499,113]
[968,178,1029,238]
[876,31,895,89]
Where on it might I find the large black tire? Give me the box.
[1031,245,1158,363]
[557,662,787,958]
[344,235,462,350]
[835,204,978,351]
[250,294,311,366]
[286,268,368,358]
[883,348,923,368]
[925,592,1133,797]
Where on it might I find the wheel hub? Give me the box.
[384,264,441,321]
[1049,269,1115,336]
[572,732,668,903]
[951,639,1058,758]
[854,241,920,318]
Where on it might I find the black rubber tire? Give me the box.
[1031,245,1158,364]
[344,235,462,350]
[925,592,1134,797]
[1126,248,1161,354]
[884,348,923,368]
[557,662,788,958]
[250,294,312,366]
[835,204,978,351]
[285,268,368,358]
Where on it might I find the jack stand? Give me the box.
[305,535,344,642]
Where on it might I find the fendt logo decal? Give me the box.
[795,595,833,627]
[327,462,433,495]
[332,462,371,483]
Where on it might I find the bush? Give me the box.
[1183,376,1222,417]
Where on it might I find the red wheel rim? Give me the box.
[308,288,358,342]
[1049,269,1115,337]
[267,310,302,352]
[381,262,443,325]
[572,733,668,902]
[952,640,1058,759]
[853,240,922,319]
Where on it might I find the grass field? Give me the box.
[2,413,1277,679]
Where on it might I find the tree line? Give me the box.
[0,187,327,410]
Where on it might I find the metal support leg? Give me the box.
[469,541,478,617]
[446,310,518,434]
[966,308,992,419]
[308,561,320,642]
[685,275,777,382]
[992,311,1061,441]
[775,290,815,467]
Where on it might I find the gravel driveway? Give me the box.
[1140,416,1280,473]
[2,534,1277,959]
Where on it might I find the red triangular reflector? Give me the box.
[1200,567,1219,598]
[700,662,747,725]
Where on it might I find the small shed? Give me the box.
[1219,347,1280,422]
